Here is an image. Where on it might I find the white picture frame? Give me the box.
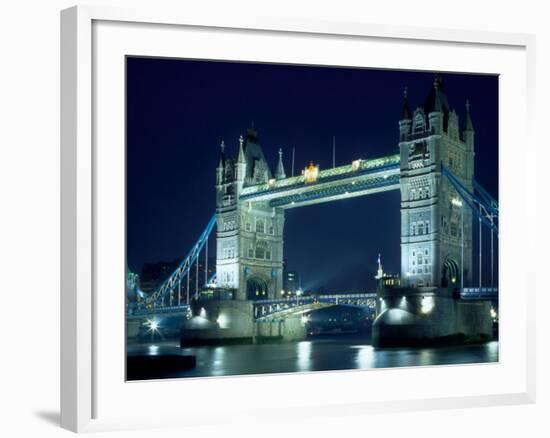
[61,5,536,433]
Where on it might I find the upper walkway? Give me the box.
[239,154,400,208]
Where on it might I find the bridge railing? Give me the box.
[460,288,499,300]
[129,304,190,317]
[253,293,377,319]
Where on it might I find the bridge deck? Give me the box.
[240,154,400,208]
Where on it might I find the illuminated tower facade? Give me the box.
[215,127,285,300]
[399,77,474,288]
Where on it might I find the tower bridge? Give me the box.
[128,75,499,347]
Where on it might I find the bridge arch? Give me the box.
[441,257,460,287]
[246,275,270,301]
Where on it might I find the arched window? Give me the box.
[256,219,265,233]
[418,222,425,235]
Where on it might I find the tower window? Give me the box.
[414,114,425,133]
[418,222,424,235]
[256,219,265,233]
[245,222,251,232]
[255,241,268,259]
[411,223,416,236]
[425,221,430,234]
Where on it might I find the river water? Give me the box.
[127,334,499,380]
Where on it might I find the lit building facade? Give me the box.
[215,127,285,300]
[399,76,474,287]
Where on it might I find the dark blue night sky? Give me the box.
[126,57,498,291]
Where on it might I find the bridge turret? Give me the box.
[462,99,475,186]
[216,140,226,186]
[242,126,272,186]
[234,135,247,195]
[399,87,412,140]
[424,74,450,135]
[274,148,286,179]
[463,99,475,148]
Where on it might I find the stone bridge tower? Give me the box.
[399,76,475,288]
[215,127,285,300]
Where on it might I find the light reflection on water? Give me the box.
[297,341,312,372]
[148,345,160,356]
[351,345,375,369]
[128,335,499,380]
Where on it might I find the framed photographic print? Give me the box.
[61,5,536,433]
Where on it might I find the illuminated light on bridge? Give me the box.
[303,162,319,183]
[146,318,160,334]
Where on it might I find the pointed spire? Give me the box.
[237,135,245,163]
[464,99,474,131]
[401,86,412,120]
[424,73,449,115]
[375,253,384,280]
[432,76,443,112]
[275,148,286,179]
[218,140,226,168]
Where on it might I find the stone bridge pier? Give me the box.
[180,299,307,346]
